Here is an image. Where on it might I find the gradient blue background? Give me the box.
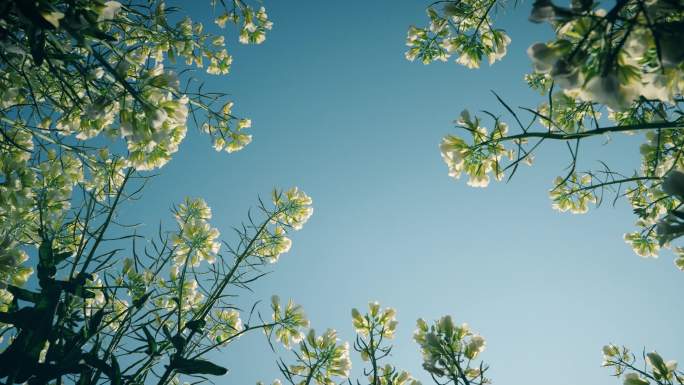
[120,2,684,385]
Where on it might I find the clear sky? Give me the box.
[119,2,684,385]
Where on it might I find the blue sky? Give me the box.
[120,2,684,385]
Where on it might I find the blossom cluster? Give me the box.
[414,315,489,382]
[0,127,36,308]
[351,301,398,340]
[374,365,421,385]
[405,0,511,68]
[119,258,153,303]
[0,127,34,217]
[155,277,205,318]
[625,130,684,258]
[549,173,597,214]
[268,295,310,348]
[202,101,253,153]
[272,188,314,230]
[534,91,597,133]
[83,149,128,202]
[254,226,293,263]
[171,197,221,267]
[440,110,514,188]
[287,329,352,385]
[210,308,244,346]
[350,302,420,385]
[251,188,314,263]
[106,298,131,332]
[47,3,230,171]
[0,244,32,288]
[214,5,273,45]
[119,66,189,171]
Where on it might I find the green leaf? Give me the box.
[185,319,206,333]
[29,29,46,66]
[142,326,157,355]
[111,356,121,385]
[647,352,668,378]
[54,251,73,264]
[6,285,40,303]
[162,324,173,340]
[171,334,186,352]
[133,292,151,308]
[82,353,122,385]
[88,308,105,337]
[171,358,228,376]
